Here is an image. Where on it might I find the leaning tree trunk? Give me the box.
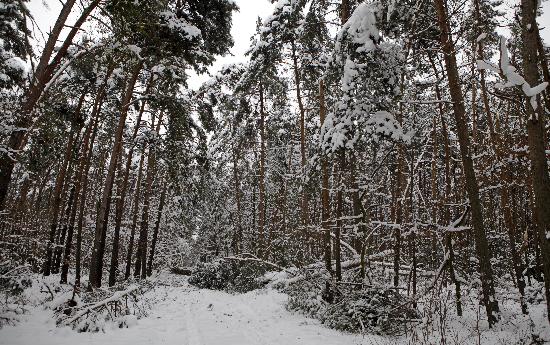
[433,0,499,325]
[0,0,102,209]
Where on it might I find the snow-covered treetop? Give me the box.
[322,1,408,154]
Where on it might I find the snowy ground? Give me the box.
[0,278,393,345]
[1,273,549,345]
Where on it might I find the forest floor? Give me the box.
[0,275,392,345]
[0,273,549,345]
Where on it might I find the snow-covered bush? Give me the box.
[0,263,31,328]
[283,270,328,318]
[281,268,418,335]
[322,288,418,335]
[189,257,272,293]
[54,280,154,332]
[189,260,231,290]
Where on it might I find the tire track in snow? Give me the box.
[184,297,202,345]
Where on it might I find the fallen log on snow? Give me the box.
[170,267,193,275]
[223,254,284,272]
[61,285,140,326]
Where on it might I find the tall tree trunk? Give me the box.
[257,82,266,258]
[43,127,78,276]
[60,106,99,284]
[108,86,149,286]
[135,112,163,279]
[319,79,331,272]
[334,151,344,281]
[74,66,112,288]
[432,0,498,324]
[232,143,243,255]
[290,38,308,229]
[88,61,143,289]
[125,150,145,280]
[147,180,168,276]
[520,0,550,324]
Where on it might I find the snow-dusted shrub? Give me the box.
[0,264,32,297]
[322,288,418,335]
[55,280,154,332]
[283,270,327,317]
[0,263,31,328]
[189,260,231,290]
[189,258,271,293]
[281,268,418,335]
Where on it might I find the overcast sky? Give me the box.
[26,0,550,90]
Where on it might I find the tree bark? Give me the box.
[290,38,308,229]
[319,79,332,272]
[135,112,163,279]
[257,82,266,258]
[125,150,145,280]
[108,82,149,286]
[520,0,550,324]
[433,0,499,325]
[88,61,143,289]
[147,180,168,276]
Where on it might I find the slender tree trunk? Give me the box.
[520,0,550,324]
[258,82,266,258]
[232,144,243,255]
[54,181,76,274]
[43,128,78,276]
[290,38,308,229]
[330,0,350,282]
[319,79,332,272]
[334,151,344,281]
[135,112,163,279]
[74,67,112,288]
[61,112,98,284]
[108,86,149,286]
[433,0,499,325]
[125,150,145,280]
[88,61,142,289]
[147,180,168,276]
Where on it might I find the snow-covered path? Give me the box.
[0,282,391,345]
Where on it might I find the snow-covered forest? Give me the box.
[1,0,550,343]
